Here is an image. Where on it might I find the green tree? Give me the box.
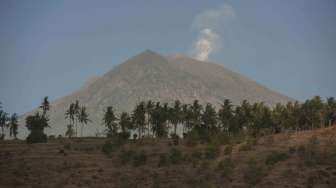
[26,112,49,143]
[201,103,218,133]
[78,106,90,137]
[0,107,9,139]
[171,100,182,135]
[218,99,234,134]
[132,101,146,138]
[103,106,118,137]
[190,100,203,129]
[119,112,133,139]
[151,102,168,137]
[145,100,154,136]
[9,113,19,139]
[40,96,50,116]
[65,103,76,135]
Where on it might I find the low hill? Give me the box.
[1,127,336,187]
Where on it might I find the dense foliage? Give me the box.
[103,96,336,140]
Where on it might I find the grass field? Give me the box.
[1,127,336,188]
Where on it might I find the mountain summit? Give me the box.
[19,50,294,137]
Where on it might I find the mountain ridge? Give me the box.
[18,50,295,138]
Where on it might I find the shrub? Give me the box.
[169,148,183,164]
[26,130,47,144]
[298,136,321,166]
[158,153,169,167]
[191,150,203,160]
[217,158,235,178]
[102,141,116,155]
[119,149,135,164]
[133,150,147,167]
[265,151,289,166]
[244,158,265,186]
[239,137,256,151]
[205,144,220,159]
[63,143,72,150]
[170,133,179,145]
[224,145,233,155]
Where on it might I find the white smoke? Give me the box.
[191,4,235,61]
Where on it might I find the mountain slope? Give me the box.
[19,50,294,138]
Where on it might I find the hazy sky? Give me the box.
[0,0,335,114]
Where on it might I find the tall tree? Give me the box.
[145,100,154,136]
[9,113,19,139]
[132,102,146,138]
[103,106,118,137]
[171,100,182,135]
[74,100,80,136]
[218,99,234,134]
[190,100,203,129]
[0,109,8,139]
[78,106,90,137]
[40,96,50,116]
[65,103,76,137]
[119,112,133,138]
[201,103,218,133]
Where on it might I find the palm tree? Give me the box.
[201,103,218,133]
[191,100,202,129]
[74,100,80,136]
[0,109,8,139]
[65,103,76,136]
[218,99,234,134]
[132,102,146,138]
[171,100,181,135]
[103,106,118,137]
[40,96,50,117]
[78,106,90,137]
[119,112,133,137]
[65,124,75,138]
[146,100,154,136]
[9,113,19,139]
[151,102,168,138]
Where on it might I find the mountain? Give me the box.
[18,50,294,138]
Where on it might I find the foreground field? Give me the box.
[1,127,336,188]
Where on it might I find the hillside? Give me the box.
[1,127,336,188]
[19,50,294,138]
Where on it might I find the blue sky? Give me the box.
[0,0,335,114]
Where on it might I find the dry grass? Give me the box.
[1,127,336,187]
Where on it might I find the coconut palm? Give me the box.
[132,102,146,138]
[78,106,90,137]
[218,99,234,134]
[9,113,19,139]
[103,106,118,137]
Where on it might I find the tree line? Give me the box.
[99,96,336,141]
[0,96,335,143]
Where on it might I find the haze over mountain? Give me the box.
[18,50,294,138]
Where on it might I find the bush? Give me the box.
[265,151,289,166]
[205,144,220,160]
[169,148,183,164]
[244,158,265,186]
[297,136,321,166]
[170,133,179,145]
[119,149,135,164]
[224,145,233,155]
[102,141,116,155]
[239,137,256,151]
[217,158,235,178]
[26,130,47,144]
[191,150,203,160]
[133,150,147,167]
[158,153,169,167]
